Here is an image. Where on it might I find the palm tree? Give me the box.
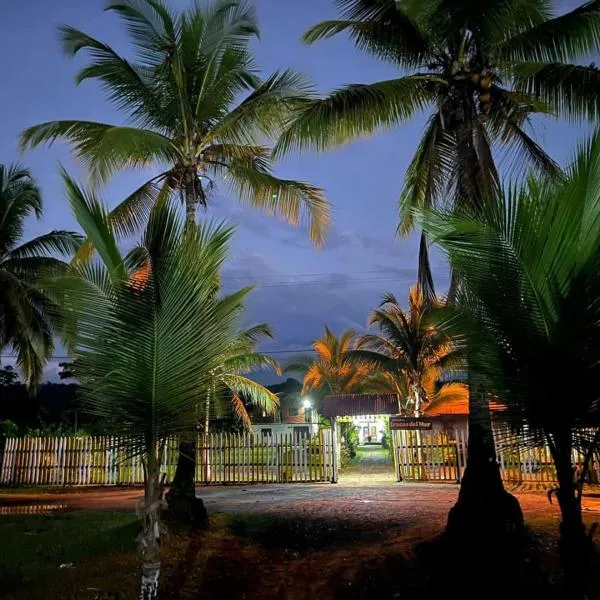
[168,322,280,510]
[215,323,281,429]
[350,285,466,415]
[276,0,600,293]
[286,327,371,396]
[20,0,330,242]
[0,164,80,387]
[419,132,600,598]
[54,170,255,600]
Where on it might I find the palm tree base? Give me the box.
[165,441,208,529]
[445,459,524,538]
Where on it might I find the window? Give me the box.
[287,406,299,417]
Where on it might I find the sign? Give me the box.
[389,416,433,431]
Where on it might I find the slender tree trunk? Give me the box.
[204,388,211,482]
[551,431,592,599]
[167,176,209,526]
[446,374,523,538]
[140,463,163,600]
[184,169,197,230]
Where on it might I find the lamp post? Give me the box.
[302,397,312,425]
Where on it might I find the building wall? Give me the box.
[251,421,320,438]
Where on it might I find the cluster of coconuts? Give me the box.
[471,71,493,114]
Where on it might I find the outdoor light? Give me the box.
[302,397,312,409]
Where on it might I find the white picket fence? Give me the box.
[392,427,600,484]
[0,430,336,486]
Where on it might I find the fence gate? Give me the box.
[392,427,468,482]
[0,431,336,486]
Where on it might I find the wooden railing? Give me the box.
[0,430,335,486]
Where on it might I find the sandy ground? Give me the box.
[3,446,600,531]
[3,481,600,526]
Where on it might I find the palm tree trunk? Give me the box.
[203,388,211,482]
[184,169,197,230]
[140,463,163,600]
[167,176,203,521]
[446,374,523,538]
[551,431,592,599]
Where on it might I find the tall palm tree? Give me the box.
[0,164,80,387]
[21,0,330,242]
[351,285,466,415]
[419,132,600,598]
[276,0,600,293]
[53,170,253,600]
[286,327,371,396]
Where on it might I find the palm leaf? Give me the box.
[496,1,600,63]
[20,121,179,185]
[274,75,438,156]
[8,231,82,260]
[223,163,330,246]
[513,62,600,122]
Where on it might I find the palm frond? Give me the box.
[8,231,82,260]
[0,164,43,254]
[105,0,178,66]
[59,25,164,127]
[398,112,454,236]
[513,62,600,122]
[208,69,315,146]
[274,75,438,156]
[496,1,600,63]
[303,12,430,68]
[20,121,179,184]
[221,373,279,415]
[223,163,330,247]
[61,169,126,280]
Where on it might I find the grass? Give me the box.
[0,510,138,595]
[2,507,599,599]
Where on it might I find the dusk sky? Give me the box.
[0,0,590,382]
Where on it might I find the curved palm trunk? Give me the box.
[140,458,164,600]
[446,374,523,538]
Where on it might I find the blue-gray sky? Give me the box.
[0,0,590,381]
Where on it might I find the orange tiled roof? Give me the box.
[424,399,504,417]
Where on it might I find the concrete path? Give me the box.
[339,444,396,485]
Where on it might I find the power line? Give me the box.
[221,268,417,281]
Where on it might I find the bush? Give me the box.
[340,422,359,466]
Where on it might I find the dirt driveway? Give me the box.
[4,482,600,531]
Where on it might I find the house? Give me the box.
[321,393,503,444]
[249,378,319,439]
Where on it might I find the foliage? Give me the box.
[277,0,600,294]
[0,164,80,388]
[340,420,359,465]
[0,419,18,439]
[419,130,600,595]
[50,169,263,597]
[285,327,371,397]
[21,0,330,244]
[351,285,466,415]
[0,365,19,386]
[212,323,280,430]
